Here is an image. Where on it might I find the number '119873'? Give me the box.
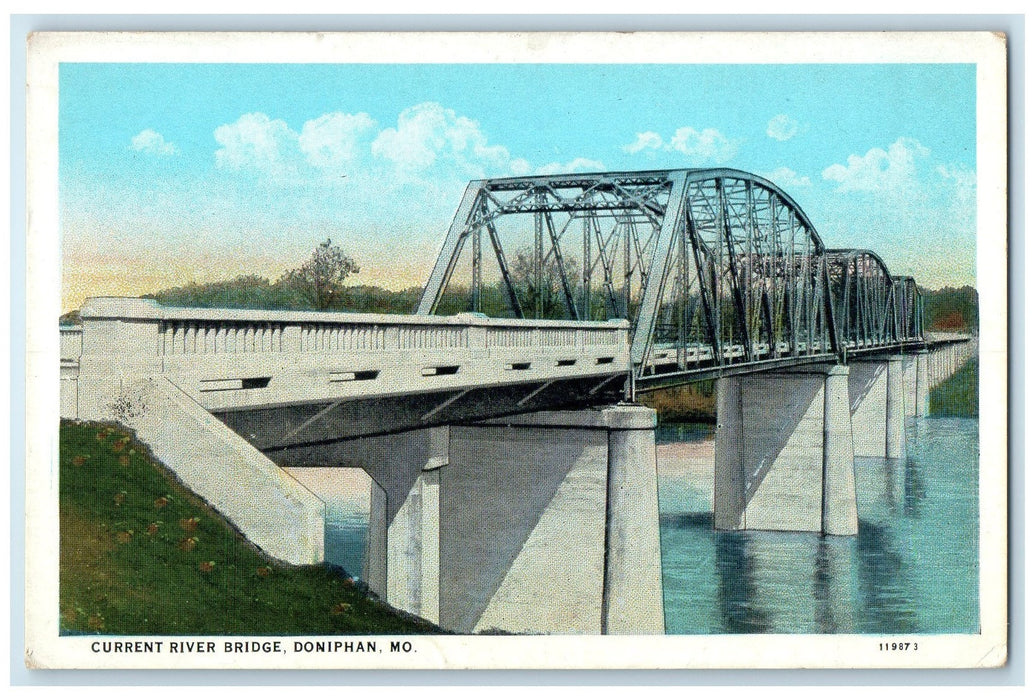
[879,642,918,651]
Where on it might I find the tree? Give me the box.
[507,246,581,319]
[280,239,360,310]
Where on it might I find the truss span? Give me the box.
[416,168,925,387]
[827,249,925,351]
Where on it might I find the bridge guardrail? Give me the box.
[67,297,629,368]
[60,325,82,362]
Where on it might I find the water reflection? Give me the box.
[903,455,926,518]
[659,417,979,634]
[854,519,919,633]
[715,533,769,633]
[814,537,853,633]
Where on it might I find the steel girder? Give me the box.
[416,168,925,384]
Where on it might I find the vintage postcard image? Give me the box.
[24,31,1007,669]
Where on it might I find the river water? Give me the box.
[657,416,980,634]
[323,415,979,635]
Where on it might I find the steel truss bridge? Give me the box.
[417,168,932,391]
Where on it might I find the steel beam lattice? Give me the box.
[416,168,926,389]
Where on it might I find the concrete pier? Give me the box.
[603,409,666,634]
[902,355,918,416]
[915,351,930,417]
[274,405,665,635]
[714,365,858,536]
[438,405,664,634]
[848,356,906,459]
[272,427,446,618]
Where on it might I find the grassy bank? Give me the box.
[929,358,979,417]
[637,382,717,424]
[60,420,438,635]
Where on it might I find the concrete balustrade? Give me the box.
[61,297,629,422]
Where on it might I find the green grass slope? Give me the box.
[928,358,978,417]
[60,420,439,635]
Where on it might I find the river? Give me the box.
[322,415,979,635]
[657,416,980,634]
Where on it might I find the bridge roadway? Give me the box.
[60,297,966,450]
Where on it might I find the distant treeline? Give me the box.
[62,274,979,336]
[144,275,424,315]
[921,285,978,333]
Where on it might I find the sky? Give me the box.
[59,62,977,312]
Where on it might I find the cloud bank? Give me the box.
[211,102,571,186]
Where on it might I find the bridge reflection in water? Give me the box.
[657,417,979,634]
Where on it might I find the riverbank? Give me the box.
[638,382,717,423]
[59,420,438,635]
[640,355,977,423]
[929,357,978,416]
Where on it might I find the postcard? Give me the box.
[24,30,1007,670]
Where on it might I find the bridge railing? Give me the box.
[67,297,628,368]
[60,325,82,362]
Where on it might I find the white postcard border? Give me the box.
[24,30,1009,671]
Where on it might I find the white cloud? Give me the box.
[622,126,737,165]
[214,113,299,175]
[668,127,737,164]
[130,129,177,156]
[766,114,799,141]
[815,141,976,288]
[535,157,606,176]
[622,131,664,154]
[213,102,601,191]
[936,162,977,228]
[822,137,931,193]
[761,167,812,190]
[937,162,977,195]
[371,102,512,178]
[508,158,533,176]
[298,112,376,170]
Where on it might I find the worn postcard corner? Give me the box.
[24,29,1008,671]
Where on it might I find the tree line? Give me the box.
[60,239,979,335]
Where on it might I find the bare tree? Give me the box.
[281,239,360,310]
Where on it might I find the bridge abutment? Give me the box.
[74,375,327,566]
[714,365,858,536]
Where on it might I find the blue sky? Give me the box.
[59,62,977,311]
